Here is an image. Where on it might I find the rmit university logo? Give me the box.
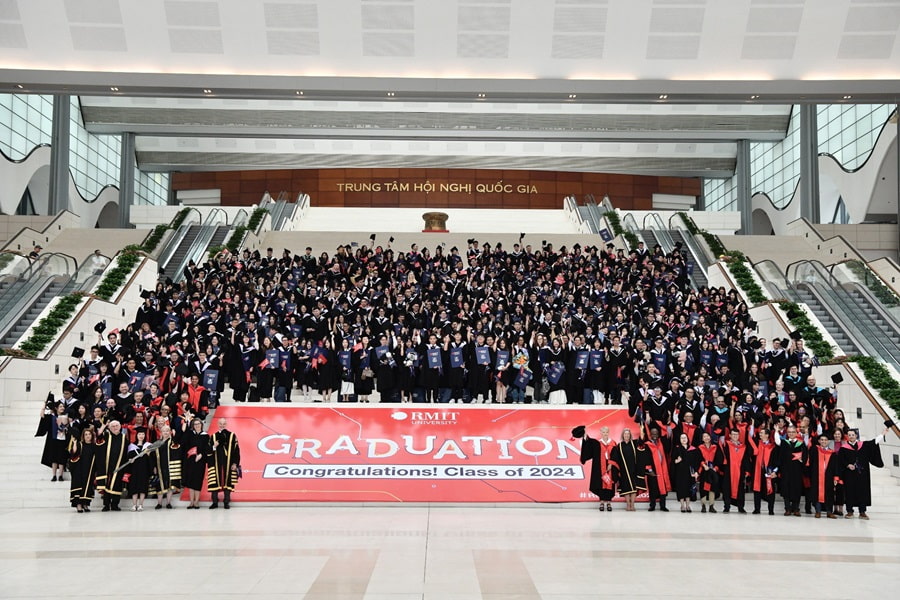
[393,410,460,425]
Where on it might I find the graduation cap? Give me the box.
[750,339,761,350]
[369,234,376,242]
[606,243,614,249]
[71,347,84,359]
[885,419,896,428]
[541,240,547,247]
[519,232,525,242]
[174,363,190,377]
[389,236,395,243]
[789,329,802,341]
[781,338,790,347]
[94,320,106,334]
[571,425,586,439]
[830,372,844,385]
[139,289,152,300]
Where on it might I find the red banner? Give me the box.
[210,405,639,503]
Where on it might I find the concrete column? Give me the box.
[736,140,752,234]
[47,94,71,215]
[117,132,135,228]
[896,105,899,253]
[799,104,820,224]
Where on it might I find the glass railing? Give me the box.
[669,213,710,268]
[173,209,228,282]
[0,252,78,342]
[786,260,900,367]
[621,213,640,236]
[752,260,793,300]
[61,252,112,295]
[643,213,675,254]
[157,208,202,271]
[830,260,900,324]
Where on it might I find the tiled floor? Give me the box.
[2,494,899,599]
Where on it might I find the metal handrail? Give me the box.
[786,260,900,367]
[0,251,79,341]
[172,210,228,281]
[61,252,113,295]
[232,209,249,229]
[643,212,675,254]
[600,195,614,212]
[669,214,711,268]
[157,209,202,271]
[621,213,640,235]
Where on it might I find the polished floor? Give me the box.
[2,489,900,599]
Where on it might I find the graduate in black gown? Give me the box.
[776,424,808,516]
[837,426,889,519]
[207,418,241,509]
[670,432,701,512]
[37,401,70,481]
[68,427,100,512]
[808,433,838,519]
[575,425,617,511]
[181,417,210,509]
[96,420,129,511]
[151,424,182,509]
[609,428,643,512]
[125,428,151,511]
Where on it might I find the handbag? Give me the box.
[361,367,375,379]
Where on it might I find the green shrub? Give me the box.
[778,300,835,362]
[140,224,169,253]
[602,211,640,250]
[94,250,142,301]
[724,250,768,305]
[849,356,900,418]
[17,293,85,356]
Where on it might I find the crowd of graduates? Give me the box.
[35,234,891,514]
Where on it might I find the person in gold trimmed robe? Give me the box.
[207,418,241,509]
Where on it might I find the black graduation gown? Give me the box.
[838,439,884,508]
[808,444,838,506]
[609,439,644,495]
[182,431,210,491]
[96,431,129,496]
[37,414,69,468]
[777,437,808,502]
[151,438,183,494]
[671,445,701,499]
[125,443,151,495]
[207,429,241,492]
[68,439,100,506]
[579,436,617,501]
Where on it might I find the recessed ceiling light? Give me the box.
[568,94,577,99]
[295,91,303,95]
[749,95,759,100]
[477,93,486,98]
[658,94,668,100]
[843,95,852,99]
[110,87,119,92]
[387,92,395,97]
[16,84,24,89]
[203,89,213,94]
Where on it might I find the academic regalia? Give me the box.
[96,430,129,507]
[181,430,209,491]
[778,436,808,513]
[207,429,241,493]
[698,442,724,499]
[837,438,884,512]
[808,443,837,511]
[579,436,617,501]
[151,438,182,495]
[641,436,672,508]
[125,442,152,495]
[670,444,701,501]
[68,438,100,508]
[722,440,752,510]
[748,437,778,514]
[609,439,644,495]
[37,413,69,469]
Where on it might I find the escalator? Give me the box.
[781,260,900,368]
[669,229,709,291]
[160,225,202,280]
[0,252,79,347]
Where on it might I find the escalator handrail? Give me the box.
[643,213,675,254]
[0,275,70,343]
[157,211,202,271]
[174,224,219,283]
[203,208,228,227]
[786,259,900,366]
[232,209,250,229]
[621,213,640,234]
[670,215,711,269]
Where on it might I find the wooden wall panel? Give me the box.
[170,168,701,209]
